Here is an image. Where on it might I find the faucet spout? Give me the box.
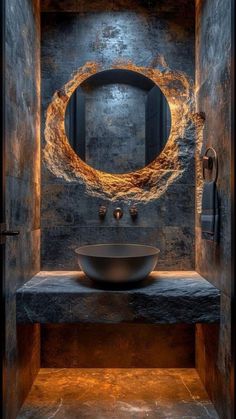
[113,207,123,220]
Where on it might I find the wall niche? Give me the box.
[41,1,196,270]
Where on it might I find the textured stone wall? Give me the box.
[5,0,41,416]
[41,0,195,270]
[195,0,232,417]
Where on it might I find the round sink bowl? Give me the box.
[75,244,160,284]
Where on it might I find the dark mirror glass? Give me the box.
[65,69,171,174]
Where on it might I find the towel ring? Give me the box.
[202,147,218,182]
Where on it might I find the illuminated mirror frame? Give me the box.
[44,62,195,202]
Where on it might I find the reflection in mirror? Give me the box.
[65,70,171,174]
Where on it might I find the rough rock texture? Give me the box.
[41,323,195,368]
[16,271,220,324]
[41,2,196,270]
[18,368,219,419]
[195,1,232,417]
[4,0,41,417]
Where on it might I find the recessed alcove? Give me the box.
[16,270,221,417]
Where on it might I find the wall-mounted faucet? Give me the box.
[129,206,138,220]
[98,205,107,219]
[99,206,137,220]
[113,207,123,220]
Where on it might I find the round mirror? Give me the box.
[65,69,171,174]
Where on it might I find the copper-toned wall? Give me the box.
[195,0,232,417]
[41,324,195,368]
[5,0,41,416]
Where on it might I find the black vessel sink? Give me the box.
[75,244,160,284]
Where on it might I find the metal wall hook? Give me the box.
[0,223,20,244]
[202,147,218,182]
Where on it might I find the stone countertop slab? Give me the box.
[16,271,220,324]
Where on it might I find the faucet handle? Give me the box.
[99,205,107,219]
[129,206,138,220]
[203,155,213,170]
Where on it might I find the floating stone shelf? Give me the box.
[16,271,220,324]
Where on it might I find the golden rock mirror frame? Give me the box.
[44,62,195,201]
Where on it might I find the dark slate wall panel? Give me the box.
[195,0,232,417]
[195,0,231,295]
[41,0,195,270]
[5,0,41,417]
[41,226,194,271]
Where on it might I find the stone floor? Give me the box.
[18,368,219,418]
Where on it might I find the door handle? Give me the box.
[0,224,20,244]
[1,230,20,236]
